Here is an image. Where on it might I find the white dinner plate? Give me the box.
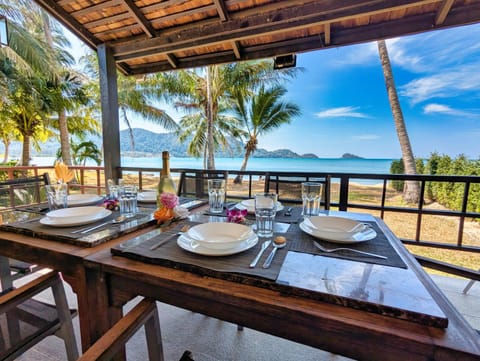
[186,223,254,249]
[239,199,284,214]
[299,220,376,244]
[177,233,258,256]
[138,191,157,203]
[67,194,103,207]
[40,208,111,227]
[46,206,107,220]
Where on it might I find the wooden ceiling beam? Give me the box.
[121,0,156,37]
[213,0,229,21]
[324,23,331,45]
[435,0,455,25]
[112,0,437,59]
[123,3,480,74]
[165,53,178,68]
[231,41,241,59]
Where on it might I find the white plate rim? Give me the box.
[304,215,363,233]
[40,209,112,227]
[239,199,284,214]
[67,194,103,206]
[181,231,257,250]
[46,206,106,219]
[299,221,376,244]
[177,234,258,256]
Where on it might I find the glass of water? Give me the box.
[207,179,226,214]
[254,193,278,237]
[302,182,324,217]
[119,185,138,216]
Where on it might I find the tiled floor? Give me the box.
[13,273,480,361]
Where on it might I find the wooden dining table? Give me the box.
[1,205,479,360]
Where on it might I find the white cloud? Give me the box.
[423,103,475,117]
[314,106,368,119]
[399,64,480,104]
[351,134,380,140]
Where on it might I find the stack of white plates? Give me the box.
[40,206,111,227]
[178,222,258,256]
[299,216,376,244]
[238,199,284,214]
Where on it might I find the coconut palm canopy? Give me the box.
[33,0,480,76]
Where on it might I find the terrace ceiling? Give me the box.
[34,0,480,75]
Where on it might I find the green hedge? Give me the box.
[391,153,480,212]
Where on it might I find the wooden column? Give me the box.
[97,44,121,183]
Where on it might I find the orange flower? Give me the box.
[153,207,175,224]
[54,161,74,183]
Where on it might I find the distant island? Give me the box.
[341,153,363,159]
[4,128,361,160]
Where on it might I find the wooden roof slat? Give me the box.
[70,0,124,18]
[435,0,455,25]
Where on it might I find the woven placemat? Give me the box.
[288,221,406,268]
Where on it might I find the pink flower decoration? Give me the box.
[227,208,248,224]
[160,192,179,209]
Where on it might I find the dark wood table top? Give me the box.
[83,211,480,361]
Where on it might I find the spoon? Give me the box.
[262,236,287,269]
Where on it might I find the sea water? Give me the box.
[31,156,394,184]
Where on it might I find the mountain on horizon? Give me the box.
[4,128,327,159]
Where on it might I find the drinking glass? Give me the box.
[46,183,68,210]
[207,179,226,214]
[254,193,277,237]
[302,182,324,217]
[119,185,138,216]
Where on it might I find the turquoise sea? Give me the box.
[32,156,395,174]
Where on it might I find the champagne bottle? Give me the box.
[157,151,176,208]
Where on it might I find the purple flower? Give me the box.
[227,208,248,224]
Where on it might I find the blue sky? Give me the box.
[67,23,480,159]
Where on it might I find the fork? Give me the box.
[313,241,387,259]
[149,224,190,250]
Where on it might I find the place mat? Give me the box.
[112,221,290,284]
[288,221,407,269]
[0,211,155,247]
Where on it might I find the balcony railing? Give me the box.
[1,165,478,281]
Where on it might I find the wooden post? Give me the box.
[98,44,121,184]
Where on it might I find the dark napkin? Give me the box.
[112,221,289,282]
[288,221,407,268]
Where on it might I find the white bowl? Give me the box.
[239,199,284,214]
[302,216,368,241]
[186,223,254,250]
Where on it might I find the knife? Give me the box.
[249,240,271,268]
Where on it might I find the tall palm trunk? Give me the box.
[21,135,31,166]
[206,66,215,170]
[377,40,420,203]
[58,109,72,165]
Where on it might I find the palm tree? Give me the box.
[155,61,298,169]
[232,85,301,184]
[82,53,178,151]
[377,39,420,203]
